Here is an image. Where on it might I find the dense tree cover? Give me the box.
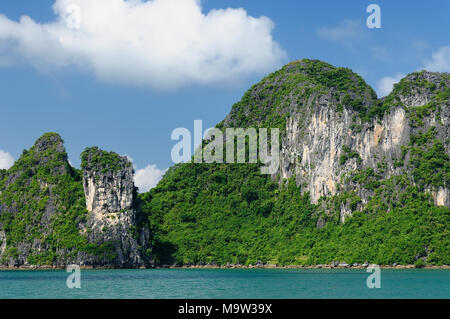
[139,62,449,267]
[1,62,448,268]
[81,146,132,174]
[218,59,377,131]
[142,101,450,267]
[140,160,449,266]
[0,133,112,264]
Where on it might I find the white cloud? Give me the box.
[134,164,165,192]
[376,73,404,97]
[0,0,286,89]
[124,154,163,192]
[317,19,364,42]
[423,46,450,72]
[0,150,14,169]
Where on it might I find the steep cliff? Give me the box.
[223,60,449,219]
[0,133,91,267]
[1,59,448,268]
[279,68,449,223]
[80,147,150,267]
[143,59,449,266]
[0,134,150,268]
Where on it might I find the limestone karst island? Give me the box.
[0,60,449,269]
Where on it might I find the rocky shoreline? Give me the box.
[158,263,450,270]
[1,263,449,270]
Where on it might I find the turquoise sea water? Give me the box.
[0,268,449,299]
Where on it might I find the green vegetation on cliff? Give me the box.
[0,133,111,265]
[140,61,449,267]
[219,59,376,131]
[1,60,448,268]
[141,159,449,266]
[81,146,132,174]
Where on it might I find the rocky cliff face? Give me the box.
[281,73,449,207]
[142,60,449,267]
[80,147,150,267]
[0,134,150,268]
[224,60,449,222]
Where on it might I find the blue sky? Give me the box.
[0,0,449,191]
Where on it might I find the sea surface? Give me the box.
[0,268,449,299]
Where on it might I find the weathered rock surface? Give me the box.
[0,59,448,268]
[0,135,151,268]
[280,71,449,221]
[81,147,150,267]
[223,60,449,222]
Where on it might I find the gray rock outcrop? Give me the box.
[279,71,449,221]
[81,147,150,267]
